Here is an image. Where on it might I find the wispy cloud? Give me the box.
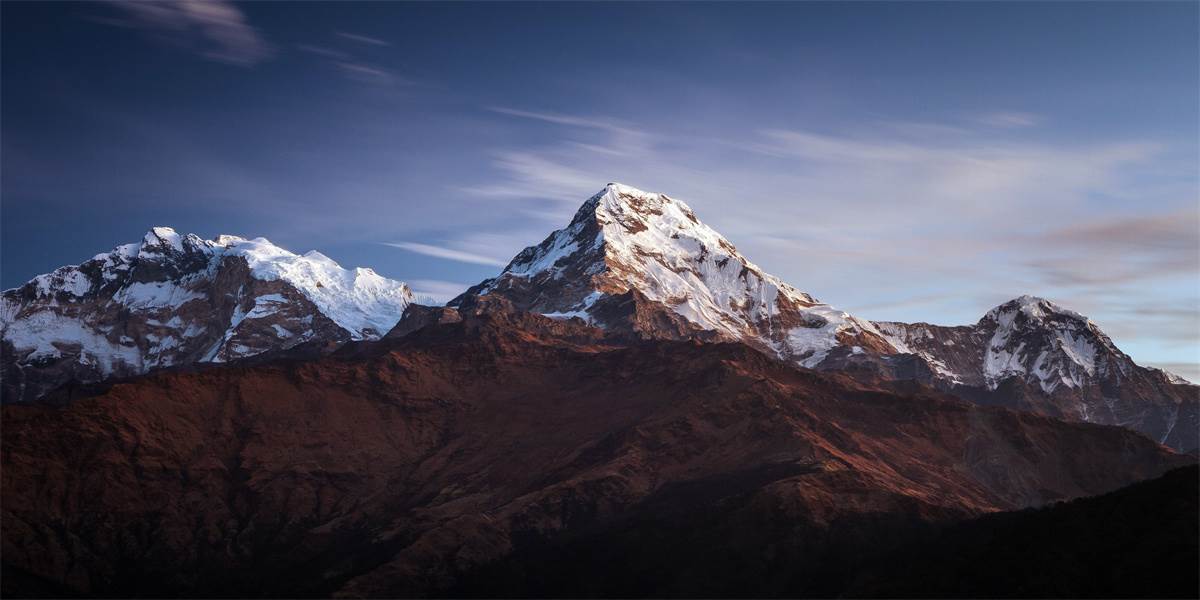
[382,242,508,267]
[96,0,273,66]
[332,61,397,85]
[975,111,1041,128]
[487,106,640,136]
[336,31,391,46]
[459,151,603,204]
[296,34,402,85]
[408,279,471,304]
[295,43,349,60]
[461,107,659,203]
[1019,210,1200,286]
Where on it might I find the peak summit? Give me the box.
[454,184,896,367]
[985,294,1088,325]
[140,226,187,254]
[4,227,414,402]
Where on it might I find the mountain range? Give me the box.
[1,227,412,403]
[5,184,1192,449]
[2,300,1192,596]
[2,183,1196,597]
[449,183,1197,451]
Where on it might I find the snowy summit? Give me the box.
[1,227,412,402]
[454,182,898,367]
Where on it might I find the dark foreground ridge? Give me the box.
[2,299,1194,597]
[449,465,1199,598]
[850,464,1200,598]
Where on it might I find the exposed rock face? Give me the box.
[383,304,463,339]
[1,227,412,403]
[2,303,1190,597]
[875,295,1199,452]
[452,183,897,367]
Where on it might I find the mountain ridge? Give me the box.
[873,294,1198,451]
[451,182,1197,451]
[1,227,412,403]
[2,299,1190,597]
[3,185,1194,451]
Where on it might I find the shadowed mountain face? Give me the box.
[2,299,1191,597]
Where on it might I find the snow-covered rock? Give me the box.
[2,228,412,402]
[875,295,1198,452]
[452,182,898,367]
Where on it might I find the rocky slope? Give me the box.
[875,295,1199,452]
[1,227,412,403]
[452,183,898,368]
[1,299,1191,597]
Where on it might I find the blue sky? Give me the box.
[3,1,1197,377]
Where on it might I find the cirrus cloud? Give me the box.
[95,0,273,67]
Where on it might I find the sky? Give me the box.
[3,1,1198,379]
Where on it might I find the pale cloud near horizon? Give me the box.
[407,279,471,304]
[1145,362,1200,384]
[975,111,1041,128]
[382,242,509,267]
[1018,209,1199,287]
[96,0,273,66]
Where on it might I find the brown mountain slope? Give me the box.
[2,299,1191,597]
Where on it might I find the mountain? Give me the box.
[875,295,1199,452]
[2,298,1191,597]
[454,183,1197,451]
[452,182,898,367]
[1,227,412,403]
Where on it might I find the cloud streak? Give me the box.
[382,242,508,267]
[332,61,397,85]
[407,279,471,304]
[1019,210,1200,286]
[336,31,391,46]
[97,0,273,66]
[975,111,1041,128]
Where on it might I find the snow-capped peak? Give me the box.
[3,228,415,401]
[459,183,896,367]
[980,295,1124,392]
[984,294,1089,325]
[207,235,414,339]
[142,226,183,249]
